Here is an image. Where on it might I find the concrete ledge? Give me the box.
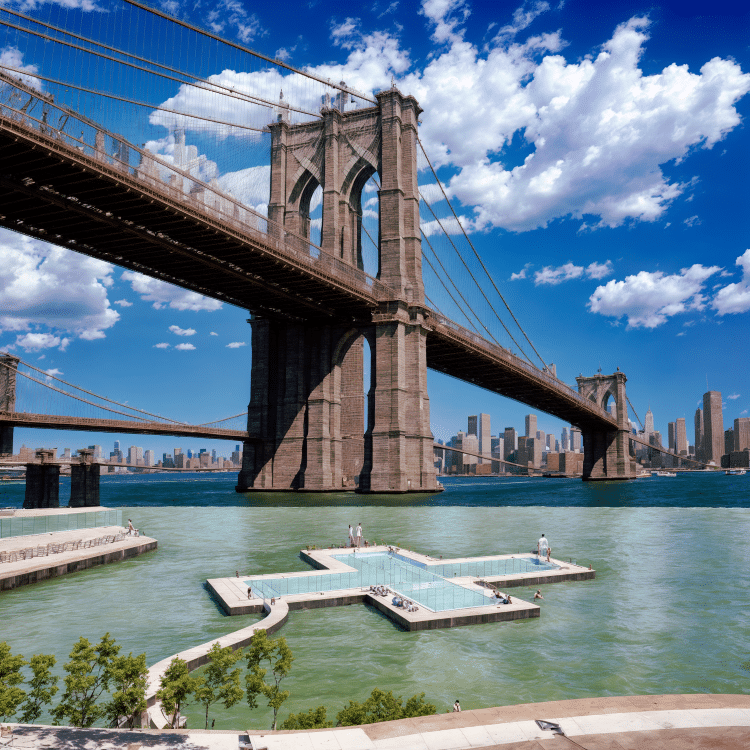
[0,534,157,591]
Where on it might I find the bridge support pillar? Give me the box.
[70,449,100,507]
[23,450,59,508]
[576,371,635,481]
[0,354,19,457]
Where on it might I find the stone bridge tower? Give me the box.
[576,370,635,480]
[0,354,19,457]
[236,88,438,493]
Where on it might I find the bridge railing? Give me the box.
[428,312,615,421]
[0,70,393,304]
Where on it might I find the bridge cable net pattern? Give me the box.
[0,354,247,436]
[0,1,611,423]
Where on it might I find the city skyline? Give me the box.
[0,0,748,459]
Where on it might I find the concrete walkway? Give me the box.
[2,694,749,749]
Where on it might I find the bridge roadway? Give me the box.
[0,78,616,433]
[0,412,251,441]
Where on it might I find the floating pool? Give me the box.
[245,551,557,612]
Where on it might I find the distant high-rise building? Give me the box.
[668,422,676,452]
[702,391,723,464]
[63,447,71,458]
[467,416,477,435]
[163,453,175,468]
[644,407,654,436]
[536,430,546,451]
[675,418,688,456]
[694,408,704,461]
[724,429,734,457]
[503,428,517,460]
[187,449,193,459]
[478,414,490,465]
[144,449,154,467]
[561,427,569,452]
[113,440,120,453]
[88,444,103,459]
[525,414,537,438]
[174,448,182,457]
[127,445,143,466]
[734,418,750,452]
[570,427,582,452]
[211,449,217,462]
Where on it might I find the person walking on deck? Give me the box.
[348,524,355,547]
[355,523,363,548]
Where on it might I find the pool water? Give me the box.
[246,550,553,611]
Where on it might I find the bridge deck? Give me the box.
[0,412,250,441]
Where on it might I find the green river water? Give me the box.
[1,472,748,728]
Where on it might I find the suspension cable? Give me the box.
[420,193,530,358]
[0,356,189,424]
[627,396,644,430]
[0,7,321,119]
[196,411,247,425]
[418,139,549,369]
[0,63,269,134]
[122,0,377,105]
[420,231,494,342]
[0,17,320,121]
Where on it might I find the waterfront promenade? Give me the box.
[3,694,750,748]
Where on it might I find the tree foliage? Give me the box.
[104,652,148,729]
[52,634,119,728]
[18,654,58,725]
[155,657,201,729]
[279,705,333,730]
[194,643,243,730]
[0,642,26,721]
[245,629,293,730]
[336,689,436,726]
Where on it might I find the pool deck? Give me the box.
[206,545,594,632]
[0,508,157,591]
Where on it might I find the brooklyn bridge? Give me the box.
[0,0,681,502]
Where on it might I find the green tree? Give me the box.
[18,654,58,724]
[104,652,148,729]
[194,643,243,730]
[336,689,436,726]
[280,705,333,730]
[0,642,26,721]
[245,629,293,730]
[52,633,119,728]
[155,657,201,729]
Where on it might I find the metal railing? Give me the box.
[429,311,616,422]
[0,70,395,304]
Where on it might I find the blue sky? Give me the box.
[0,0,748,458]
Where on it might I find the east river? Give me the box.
[1,472,748,728]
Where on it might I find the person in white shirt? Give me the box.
[453,700,461,712]
[537,533,549,557]
[348,524,354,547]
[355,523,363,548]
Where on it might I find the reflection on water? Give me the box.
[1,473,749,729]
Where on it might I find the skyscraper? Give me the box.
[525,414,537,438]
[503,428,517,460]
[478,414,490,465]
[702,391,724,464]
[694,408,703,461]
[675,418,688,455]
[644,407,654,435]
[734,418,750,452]
[668,422,676,452]
[561,427,569,452]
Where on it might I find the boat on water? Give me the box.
[725,469,747,476]
[652,471,677,477]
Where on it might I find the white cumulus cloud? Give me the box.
[121,271,222,312]
[713,250,750,316]
[728,393,741,400]
[588,264,722,328]
[14,332,70,352]
[175,343,196,351]
[114,299,133,307]
[226,341,247,348]
[153,343,170,349]
[0,230,119,343]
[168,325,197,337]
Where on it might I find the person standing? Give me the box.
[537,533,549,558]
[453,700,461,712]
[355,522,363,548]
[348,524,354,547]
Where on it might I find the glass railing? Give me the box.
[0,509,122,539]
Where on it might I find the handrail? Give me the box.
[0,70,396,304]
[428,311,616,423]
